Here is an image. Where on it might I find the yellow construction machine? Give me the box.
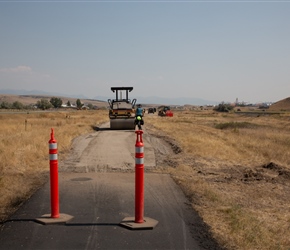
[108,87,137,129]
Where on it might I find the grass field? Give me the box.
[1,109,290,249]
[145,110,290,249]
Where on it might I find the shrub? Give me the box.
[214,102,234,112]
[0,101,12,109]
[12,101,24,109]
[36,99,52,110]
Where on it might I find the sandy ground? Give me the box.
[59,122,173,173]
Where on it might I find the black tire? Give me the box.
[137,121,142,130]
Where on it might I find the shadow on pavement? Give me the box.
[0,219,37,224]
[92,126,111,131]
[92,126,136,132]
[0,219,121,228]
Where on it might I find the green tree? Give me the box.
[50,97,63,108]
[87,103,94,110]
[66,100,71,107]
[36,99,52,110]
[214,102,234,112]
[12,101,24,109]
[76,99,83,110]
[0,101,11,109]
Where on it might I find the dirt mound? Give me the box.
[198,161,290,184]
[269,97,290,111]
[261,161,290,179]
[238,162,290,183]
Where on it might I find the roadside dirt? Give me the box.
[60,122,183,174]
[60,123,158,173]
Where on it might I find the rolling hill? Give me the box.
[0,94,107,108]
[269,97,290,111]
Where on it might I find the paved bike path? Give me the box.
[0,172,221,250]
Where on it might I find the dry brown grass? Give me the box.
[0,110,107,221]
[145,110,290,250]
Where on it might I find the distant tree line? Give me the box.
[0,97,95,110]
[0,101,33,110]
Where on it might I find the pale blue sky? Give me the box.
[0,0,290,103]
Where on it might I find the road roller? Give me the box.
[108,87,137,130]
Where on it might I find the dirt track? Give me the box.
[60,122,175,173]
